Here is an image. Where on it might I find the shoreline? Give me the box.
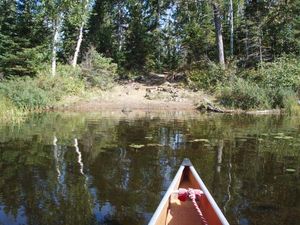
[52,82,283,115]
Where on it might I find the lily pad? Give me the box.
[274,136,284,139]
[147,143,164,147]
[190,139,210,143]
[286,168,296,173]
[129,144,145,149]
[274,135,293,140]
[282,136,293,140]
[238,138,248,142]
[145,136,153,140]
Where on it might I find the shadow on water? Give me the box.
[0,112,299,225]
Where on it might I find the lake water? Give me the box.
[0,111,299,225]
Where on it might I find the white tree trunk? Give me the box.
[229,0,234,56]
[259,35,263,63]
[212,3,225,68]
[72,22,84,67]
[245,24,249,60]
[51,21,59,76]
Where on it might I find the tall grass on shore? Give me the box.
[0,50,118,122]
[0,94,25,123]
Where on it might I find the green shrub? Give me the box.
[259,56,300,92]
[81,47,118,90]
[0,77,50,109]
[188,63,223,89]
[217,78,270,110]
[37,65,85,100]
[266,87,298,109]
[0,67,85,110]
[188,60,235,90]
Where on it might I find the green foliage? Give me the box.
[0,94,24,122]
[0,77,50,109]
[215,56,300,111]
[81,47,117,90]
[259,56,300,93]
[0,67,85,110]
[0,0,50,77]
[217,78,270,110]
[188,60,236,90]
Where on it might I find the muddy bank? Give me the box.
[56,82,283,115]
[59,82,206,113]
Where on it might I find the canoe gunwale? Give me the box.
[148,165,185,225]
[148,159,230,225]
[190,166,230,225]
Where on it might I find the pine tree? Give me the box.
[0,0,49,77]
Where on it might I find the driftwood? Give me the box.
[196,99,282,115]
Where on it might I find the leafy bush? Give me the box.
[0,77,50,109]
[38,65,85,99]
[259,56,300,93]
[266,87,298,109]
[188,60,235,90]
[0,68,85,110]
[81,47,118,90]
[217,78,270,110]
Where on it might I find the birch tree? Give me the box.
[43,0,70,76]
[71,0,91,67]
[211,1,225,68]
[228,0,234,56]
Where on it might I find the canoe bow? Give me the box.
[148,158,230,225]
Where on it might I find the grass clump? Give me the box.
[0,94,25,122]
[217,78,270,110]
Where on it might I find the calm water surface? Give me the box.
[0,112,299,225]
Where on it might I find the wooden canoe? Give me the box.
[148,158,229,225]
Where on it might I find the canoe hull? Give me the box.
[148,159,229,225]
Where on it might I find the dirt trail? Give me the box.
[62,81,208,112]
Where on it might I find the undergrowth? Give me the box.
[188,55,300,113]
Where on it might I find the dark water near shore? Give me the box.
[0,112,299,225]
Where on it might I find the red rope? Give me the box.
[177,188,209,225]
[188,188,208,225]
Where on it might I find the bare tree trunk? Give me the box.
[51,20,59,76]
[212,2,225,68]
[72,22,84,67]
[259,35,263,63]
[229,0,234,56]
[117,3,123,52]
[157,0,161,69]
[245,24,249,60]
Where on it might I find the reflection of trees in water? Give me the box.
[0,113,300,225]
[0,137,95,225]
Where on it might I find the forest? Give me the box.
[0,0,300,118]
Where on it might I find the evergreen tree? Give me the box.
[0,0,49,77]
[124,0,150,70]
